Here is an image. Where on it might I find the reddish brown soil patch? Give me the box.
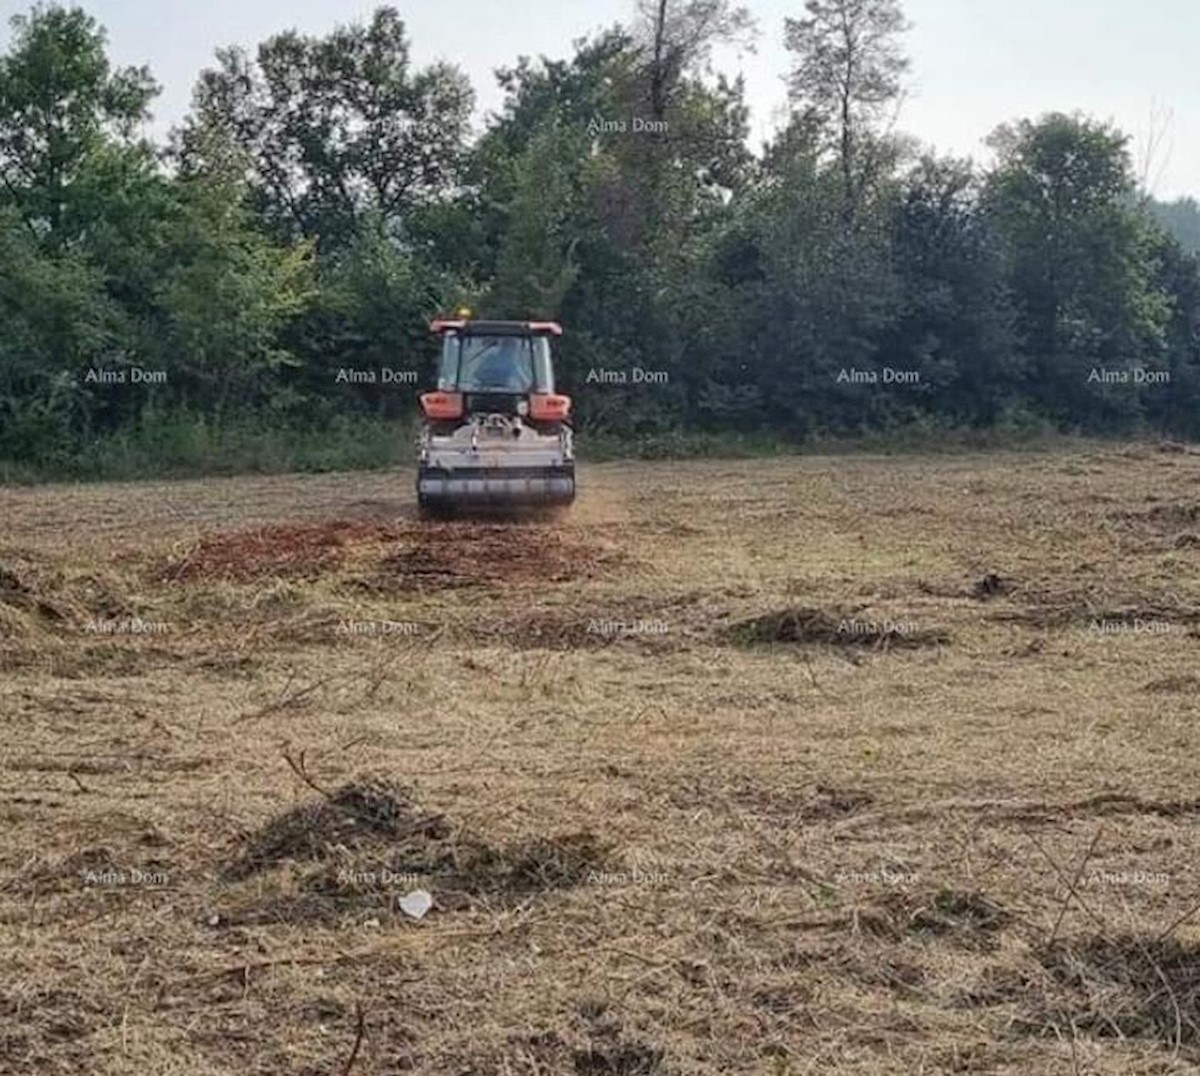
[160,521,391,583]
[158,520,614,588]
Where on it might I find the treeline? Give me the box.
[2,1,1199,478]
[1150,197,1200,256]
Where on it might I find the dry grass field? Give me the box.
[3,444,1200,1075]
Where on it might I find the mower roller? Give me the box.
[416,316,576,515]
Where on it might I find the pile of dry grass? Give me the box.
[221,776,450,881]
[0,555,173,677]
[725,606,950,650]
[848,888,1012,949]
[0,554,162,628]
[988,599,1200,631]
[1026,934,1200,1055]
[216,772,616,927]
[463,1026,668,1076]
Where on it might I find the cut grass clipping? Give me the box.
[725,606,950,650]
[218,772,614,925]
[1025,934,1200,1053]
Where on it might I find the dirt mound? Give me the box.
[220,829,613,926]
[0,563,28,596]
[798,785,875,820]
[1105,502,1200,549]
[0,557,148,643]
[159,519,614,589]
[574,1041,667,1075]
[1028,934,1200,1054]
[0,558,69,623]
[0,985,111,1070]
[1142,502,1200,528]
[725,607,949,650]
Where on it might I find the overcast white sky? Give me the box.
[2,0,1196,198]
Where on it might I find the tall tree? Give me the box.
[784,0,909,225]
[0,3,157,247]
[984,112,1170,429]
[179,7,473,250]
[632,0,755,122]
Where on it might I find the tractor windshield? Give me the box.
[438,333,554,394]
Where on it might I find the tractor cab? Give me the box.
[432,320,558,413]
[416,317,575,514]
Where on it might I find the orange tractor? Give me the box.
[417,316,576,515]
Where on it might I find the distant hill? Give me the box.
[1149,196,1200,255]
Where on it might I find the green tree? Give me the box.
[1149,196,1200,256]
[1143,230,1200,437]
[151,161,316,421]
[282,218,456,421]
[489,120,587,318]
[180,7,473,251]
[0,6,318,463]
[0,3,156,247]
[0,204,112,459]
[881,155,1022,425]
[984,112,1170,429]
[784,0,910,225]
[710,116,902,438]
[632,0,756,123]
[0,4,154,455]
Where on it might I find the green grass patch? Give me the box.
[0,412,416,485]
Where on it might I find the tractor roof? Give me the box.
[429,318,562,337]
